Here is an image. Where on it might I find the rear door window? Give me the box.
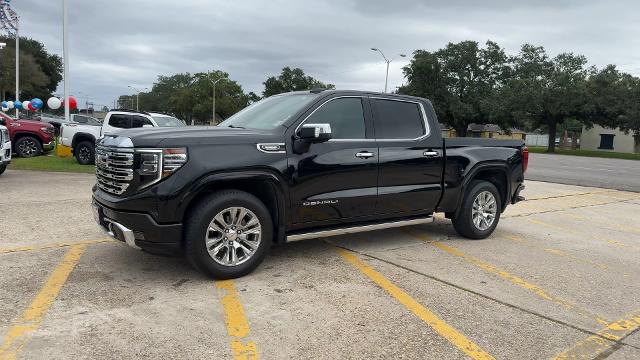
[130,116,153,128]
[372,99,426,139]
[108,114,130,129]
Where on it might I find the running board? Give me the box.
[286,216,434,242]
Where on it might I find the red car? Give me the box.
[0,113,55,157]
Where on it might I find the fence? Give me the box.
[525,134,549,147]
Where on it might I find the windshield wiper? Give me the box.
[226,125,246,129]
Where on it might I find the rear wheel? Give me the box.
[451,180,501,239]
[15,136,42,157]
[184,190,272,279]
[75,141,95,165]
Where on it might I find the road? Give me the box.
[2,169,640,359]
[527,153,640,192]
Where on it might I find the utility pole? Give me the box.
[370,48,406,93]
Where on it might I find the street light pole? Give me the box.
[208,72,227,124]
[371,48,406,93]
[15,19,19,118]
[63,0,69,123]
[127,86,148,111]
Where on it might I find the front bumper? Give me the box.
[1,141,11,165]
[42,141,55,152]
[92,197,183,254]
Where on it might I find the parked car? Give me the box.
[42,113,101,136]
[0,124,10,175]
[61,110,185,165]
[0,113,55,158]
[91,90,527,279]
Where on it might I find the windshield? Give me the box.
[219,94,318,130]
[152,116,186,127]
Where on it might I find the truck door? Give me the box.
[288,96,378,225]
[371,97,443,215]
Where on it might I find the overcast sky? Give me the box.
[9,0,640,108]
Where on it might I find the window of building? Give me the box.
[598,134,614,150]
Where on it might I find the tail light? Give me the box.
[522,146,529,174]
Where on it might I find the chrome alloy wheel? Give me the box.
[18,138,38,157]
[205,206,262,266]
[471,191,497,231]
[78,146,92,162]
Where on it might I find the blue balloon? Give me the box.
[31,98,44,110]
[14,100,22,110]
[1,101,7,108]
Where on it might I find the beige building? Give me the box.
[580,125,639,153]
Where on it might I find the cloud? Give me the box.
[10,0,640,108]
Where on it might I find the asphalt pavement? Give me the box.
[2,169,640,359]
[526,153,640,192]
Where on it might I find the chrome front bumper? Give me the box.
[92,202,140,250]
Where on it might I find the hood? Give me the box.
[16,119,54,128]
[101,126,280,148]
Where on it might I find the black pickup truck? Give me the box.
[92,90,527,278]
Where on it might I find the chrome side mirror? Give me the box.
[298,123,332,143]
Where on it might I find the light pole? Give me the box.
[371,48,406,93]
[63,0,69,123]
[127,86,148,111]
[208,72,227,124]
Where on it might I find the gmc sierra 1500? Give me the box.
[92,90,527,279]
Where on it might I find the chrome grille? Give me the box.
[95,147,134,195]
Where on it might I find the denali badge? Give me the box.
[303,200,339,206]
[256,143,286,153]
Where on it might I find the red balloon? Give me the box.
[62,96,78,110]
[28,103,36,111]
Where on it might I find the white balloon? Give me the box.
[7,101,14,109]
[22,101,31,111]
[1,107,8,112]
[47,97,62,110]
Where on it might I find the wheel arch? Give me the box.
[12,131,43,151]
[180,170,288,244]
[72,133,97,149]
[453,162,510,216]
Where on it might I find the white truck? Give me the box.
[60,110,186,165]
[0,124,11,175]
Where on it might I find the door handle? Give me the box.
[423,150,439,157]
[355,151,374,159]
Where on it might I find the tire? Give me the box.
[451,180,501,239]
[0,164,6,175]
[75,141,95,165]
[184,190,273,279]
[15,136,42,158]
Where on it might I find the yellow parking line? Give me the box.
[0,244,87,360]
[552,309,640,359]
[336,247,495,360]
[0,239,113,255]
[403,229,609,326]
[215,280,258,360]
[563,213,640,234]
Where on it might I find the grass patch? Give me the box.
[9,155,95,174]
[528,146,640,160]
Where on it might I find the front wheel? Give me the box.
[451,180,501,239]
[15,136,42,158]
[184,190,272,279]
[75,141,95,165]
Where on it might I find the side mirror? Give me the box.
[298,123,332,143]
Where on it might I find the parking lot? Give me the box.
[1,169,639,359]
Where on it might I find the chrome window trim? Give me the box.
[369,97,431,142]
[256,143,286,154]
[294,96,368,142]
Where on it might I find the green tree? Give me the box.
[400,40,508,136]
[262,67,334,97]
[498,45,589,152]
[0,46,49,101]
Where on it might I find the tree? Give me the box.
[0,36,62,100]
[498,45,588,152]
[262,67,334,97]
[400,41,508,136]
[616,74,640,152]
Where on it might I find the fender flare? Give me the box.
[71,132,97,149]
[454,161,511,215]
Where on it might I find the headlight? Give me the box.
[138,148,188,188]
[1,129,8,143]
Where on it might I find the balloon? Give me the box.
[31,98,44,110]
[67,96,77,110]
[22,101,31,111]
[1,101,7,108]
[28,102,36,111]
[47,97,62,110]
[14,101,21,110]
[1,107,8,112]
[7,101,14,109]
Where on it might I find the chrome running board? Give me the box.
[286,216,433,242]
